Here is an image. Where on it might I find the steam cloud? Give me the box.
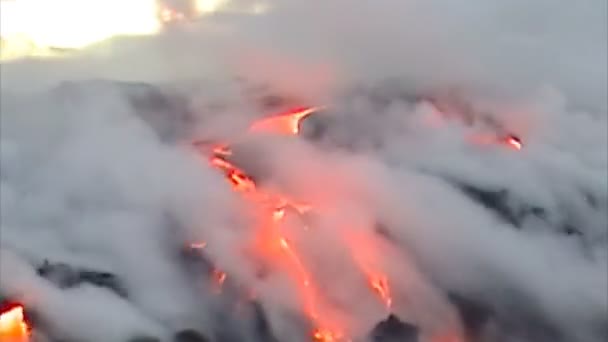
[1,1,606,342]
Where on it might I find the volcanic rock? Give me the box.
[53,80,194,143]
[249,301,279,342]
[447,292,493,340]
[37,261,80,287]
[127,336,162,342]
[442,179,596,242]
[173,329,210,342]
[446,289,569,342]
[37,260,127,298]
[455,184,536,228]
[299,109,335,142]
[0,297,12,311]
[369,314,419,342]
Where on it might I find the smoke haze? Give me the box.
[1,1,606,341]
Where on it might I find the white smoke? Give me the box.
[1,1,606,342]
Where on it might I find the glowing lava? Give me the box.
[0,305,29,342]
[369,275,393,309]
[345,233,393,310]
[248,106,322,135]
[196,106,395,341]
[504,134,523,150]
[190,241,208,249]
[203,107,347,340]
[468,132,524,151]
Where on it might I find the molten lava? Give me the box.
[468,132,524,151]
[0,304,29,342]
[504,134,523,150]
[190,241,208,249]
[211,269,227,293]
[345,233,393,310]
[196,106,394,341]
[248,106,322,135]
[369,275,393,309]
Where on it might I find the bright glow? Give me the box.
[0,305,29,341]
[191,241,208,249]
[195,0,270,15]
[249,107,323,135]
[197,106,347,341]
[0,0,161,52]
[251,2,270,14]
[159,6,186,24]
[195,0,229,14]
[505,135,523,150]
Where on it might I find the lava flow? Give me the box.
[193,104,523,340]
[503,134,523,150]
[0,304,30,342]
[345,232,393,310]
[194,106,394,341]
[248,106,322,135]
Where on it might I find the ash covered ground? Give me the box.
[1,1,607,342]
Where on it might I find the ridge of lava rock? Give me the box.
[369,314,419,342]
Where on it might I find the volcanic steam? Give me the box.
[1,1,607,342]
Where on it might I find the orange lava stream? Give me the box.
[504,135,523,150]
[468,133,524,151]
[248,106,322,135]
[0,305,29,342]
[214,156,344,340]
[344,233,393,310]
[369,274,393,309]
[210,107,346,341]
[211,269,228,293]
[198,107,393,341]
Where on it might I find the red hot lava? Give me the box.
[194,106,393,341]
[248,106,322,135]
[0,304,30,342]
[468,132,524,151]
[192,104,513,340]
[6,104,506,340]
[503,134,523,150]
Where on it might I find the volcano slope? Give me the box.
[1,80,606,342]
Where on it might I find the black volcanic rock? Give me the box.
[37,260,127,298]
[53,80,195,143]
[127,336,162,342]
[178,244,216,275]
[0,297,15,312]
[250,301,279,342]
[451,182,590,240]
[447,292,493,340]
[446,289,569,342]
[122,83,194,143]
[37,261,80,288]
[299,110,335,142]
[370,314,419,342]
[173,329,210,342]
[451,182,568,229]
[455,184,530,228]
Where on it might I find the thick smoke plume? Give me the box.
[1,1,606,342]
